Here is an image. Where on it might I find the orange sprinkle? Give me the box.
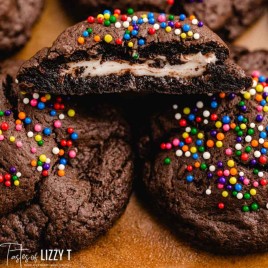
[189,15,196,20]
[94,35,101,42]
[251,140,259,147]
[194,162,200,168]
[182,145,189,152]
[219,92,226,99]
[59,149,65,156]
[15,119,22,125]
[216,133,225,141]
[77,36,85,44]
[255,94,262,102]
[128,26,133,31]
[230,168,237,176]
[18,112,26,120]
[40,96,47,103]
[58,170,65,177]
[263,141,268,148]
[230,123,236,129]
[31,160,37,167]
[206,140,214,148]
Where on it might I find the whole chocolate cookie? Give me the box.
[0,0,44,57]
[178,0,267,41]
[17,11,251,96]
[140,72,268,254]
[0,60,133,255]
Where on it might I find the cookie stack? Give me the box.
[0,6,267,257]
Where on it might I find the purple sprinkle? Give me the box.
[236,137,242,142]
[43,163,50,170]
[218,177,226,184]
[198,21,203,27]
[217,161,223,168]
[4,110,11,116]
[226,185,232,191]
[9,167,16,174]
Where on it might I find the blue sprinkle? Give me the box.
[137,18,144,24]
[260,100,266,106]
[71,132,78,140]
[261,148,267,154]
[43,128,51,136]
[148,18,155,24]
[260,131,267,139]
[186,175,194,182]
[59,158,67,165]
[196,139,203,146]
[179,141,184,147]
[103,9,111,14]
[50,110,56,116]
[192,153,199,160]
[234,183,242,192]
[37,102,45,110]
[131,30,138,36]
[211,101,218,108]
[147,12,154,19]
[83,31,89,37]
[222,115,231,124]
[160,22,167,28]
[237,115,244,122]
[179,14,186,21]
[182,24,191,32]
[138,39,145,46]
[24,117,32,125]
[259,76,266,82]
[123,34,130,40]
[188,114,195,121]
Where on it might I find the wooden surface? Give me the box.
[2,0,268,267]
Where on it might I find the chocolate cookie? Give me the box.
[140,72,268,254]
[17,11,251,96]
[178,0,267,41]
[0,60,133,255]
[0,0,44,57]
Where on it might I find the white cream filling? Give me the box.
[63,52,217,78]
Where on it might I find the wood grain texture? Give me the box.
[2,0,268,267]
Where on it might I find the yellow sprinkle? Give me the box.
[182,132,189,139]
[67,109,75,117]
[250,189,257,196]
[216,141,223,148]
[35,135,42,142]
[97,14,104,19]
[141,14,147,18]
[0,130,2,135]
[104,13,110,20]
[229,177,237,184]
[104,34,113,43]
[14,180,20,186]
[240,123,247,130]
[45,94,51,100]
[215,121,222,128]
[222,191,228,197]
[187,31,193,37]
[180,33,187,39]
[165,26,172,33]
[227,160,235,167]
[263,106,268,112]
[243,92,251,100]
[9,136,15,142]
[256,84,264,93]
[183,107,190,115]
[77,37,85,45]
[39,154,47,163]
[190,147,197,153]
[197,133,204,139]
[128,42,134,48]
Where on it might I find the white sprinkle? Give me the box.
[196,101,204,109]
[185,127,191,133]
[249,88,256,95]
[235,144,242,150]
[46,158,51,164]
[132,16,138,21]
[153,23,160,30]
[250,123,256,128]
[193,33,200,40]
[203,110,210,117]
[127,17,132,22]
[176,150,183,157]
[33,93,39,99]
[23,98,29,104]
[252,80,258,87]
[37,166,43,172]
[203,152,211,160]
[27,131,33,138]
[258,125,264,131]
[259,138,265,144]
[185,151,191,157]
[205,189,211,195]
[204,119,208,124]
[123,21,129,28]
[143,18,148,23]
[174,29,181,35]
[254,151,261,158]
[16,172,21,177]
[239,172,244,176]
[245,135,252,142]
[237,193,243,199]
[15,79,19,84]
[209,165,216,172]
[175,113,182,120]
[52,147,60,154]
[266,203,268,209]
[258,172,264,177]
[115,22,121,28]
[264,86,268,92]
[173,104,178,110]
[58,164,65,170]
[192,19,198,25]
[59,114,65,120]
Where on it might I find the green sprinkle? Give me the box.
[164,157,171,165]
[198,146,205,153]
[244,193,251,200]
[242,205,250,212]
[200,163,207,170]
[38,140,44,146]
[235,150,242,156]
[232,191,238,196]
[245,146,251,153]
[0,111,4,116]
[127,8,134,15]
[247,128,254,135]
[104,20,111,27]
[37,160,43,166]
[191,127,197,135]
[109,15,116,23]
[251,202,259,211]
[169,15,175,20]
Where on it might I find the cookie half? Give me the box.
[0,0,44,56]
[17,11,251,95]
[140,72,268,254]
[0,60,133,255]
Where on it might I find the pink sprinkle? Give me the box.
[172,138,180,147]
[257,106,262,112]
[223,170,230,176]
[68,150,76,158]
[31,147,37,154]
[16,141,23,148]
[222,124,230,132]
[158,15,166,22]
[252,70,260,77]
[253,181,259,187]
[217,183,224,189]
[166,143,172,150]
[225,148,232,156]
[16,124,22,131]
[243,178,250,185]
[34,124,42,132]
[30,99,38,107]
[54,120,62,128]
[0,135,4,141]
